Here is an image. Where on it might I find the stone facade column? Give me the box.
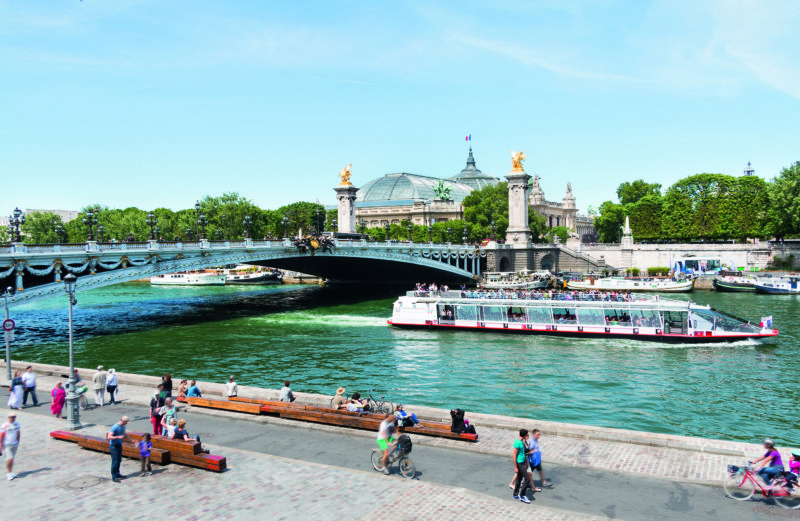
[334,185,359,234]
[506,170,532,244]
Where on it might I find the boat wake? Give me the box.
[257,313,388,327]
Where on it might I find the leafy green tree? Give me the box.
[594,201,625,242]
[21,211,64,243]
[616,180,662,205]
[725,176,768,241]
[766,161,800,239]
[462,181,548,242]
[0,226,9,244]
[276,201,327,237]
[625,194,663,241]
[546,226,570,244]
[662,174,736,240]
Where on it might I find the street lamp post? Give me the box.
[3,286,12,380]
[242,215,252,239]
[490,221,497,241]
[407,221,413,242]
[97,224,106,243]
[145,212,158,240]
[463,225,468,245]
[8,208,26,243]
[221,213,228,240]
[186,227,193,241]
[83,208,97,242]
[63,273,81,430]
[446,226,451,245]
[359,220,366,237]
[315,210,321,236]
[198,214,208,239]
[428,224,433,244]
[331,219,337,233]
[384,222,391,241]
[55,224,66,244]
[282,215,289,239]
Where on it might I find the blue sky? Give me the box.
[2,0,798,215]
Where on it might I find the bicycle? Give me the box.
[371,435,416,479]
[724,463,800,509]
[329,388,393,414]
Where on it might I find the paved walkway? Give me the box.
[5,410,598,521]
[2,361,772,488]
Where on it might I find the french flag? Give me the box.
[465,134,471,141]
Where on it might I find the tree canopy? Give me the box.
[616,180,662,205]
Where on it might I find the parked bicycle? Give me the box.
[371,434,416,478]
[724,463,800,509]
[330,388,393,414]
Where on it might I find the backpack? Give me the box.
[398,434,412,455]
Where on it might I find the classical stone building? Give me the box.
[351,148,580,232]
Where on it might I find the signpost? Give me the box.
[2,290,12,380]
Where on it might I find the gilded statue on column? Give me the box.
[338,164,353,186]
[510,151,526,172]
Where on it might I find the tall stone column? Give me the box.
[333,164,359,234]
[505,151,532,244]
[620,215,633,267]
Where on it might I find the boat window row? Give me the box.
[438,304,670,328]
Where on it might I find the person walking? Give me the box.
[21,366,38,407]
[279,380,296,403]
[158,398,177,434]
[1,411,21,480]
[225,376,238,398]
[107,416,129,482]
[7,370,23,409]
[512,429,532,504]
[51,381,66,419]
[162,373,173,399]
[137,433,152,476]
[106,369,118,405]
[529,429,552,488]
[92,366,107,407]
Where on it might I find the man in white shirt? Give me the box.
[1,411,21,480]
[226,376,238,398]
[92,366,107,407]
[21,366,38,407]
[279,380,295,403]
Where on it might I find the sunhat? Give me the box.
[108,369,115,374]
[8,411,16,417]
[97,365,103,371]
[336,387,345,395]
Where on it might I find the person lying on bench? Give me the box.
[346,392,367,413]
[172,419,201,443]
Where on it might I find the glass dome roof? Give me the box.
[447,147,500,191]
[357,173,474,204]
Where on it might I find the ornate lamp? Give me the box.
[282,215,289,239]
[145,211,158,241]
[407,220,413,242]
[384,222,390,240]
[55,224,66,244]
[63,273,81,430]
[490,221,497,241]
[97,224,106,243]
[428,224,433,243]
[331,218,337,233]
[359,220,366,236]
[446,226,451,245]
[463,224,468,244]
[82,209,97,242]
[242,215,252,239]
[9,208,25,243]
[198,214,208,240]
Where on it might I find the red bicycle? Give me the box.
[724,463,800,509]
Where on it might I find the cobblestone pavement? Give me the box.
[4,411,602,521]
[6,366,768,489]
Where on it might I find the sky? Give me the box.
[1,0,799,216]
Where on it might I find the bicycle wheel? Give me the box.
[399,456,416,479]
[773,486,800,509]
[370,449,385,472]
[724,474,755,500]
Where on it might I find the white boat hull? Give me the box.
[150,273,227,286]
[567,279,694,293]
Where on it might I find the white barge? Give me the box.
[388,291,778,343]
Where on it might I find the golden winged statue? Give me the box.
[339,164,353,186]
[510,151,526,172]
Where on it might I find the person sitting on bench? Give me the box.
[172,419,200,443]
[187,381,202,398]
[346,392,367,413]
[394,404,419,427]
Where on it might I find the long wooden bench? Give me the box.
[50,430,225,472]
[187,396,261,414]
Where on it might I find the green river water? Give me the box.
[6,283,800,445]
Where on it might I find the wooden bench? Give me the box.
[51,431,170,464]
[127,431,202,455]
[169,453,226,472]
[187,396,261,414]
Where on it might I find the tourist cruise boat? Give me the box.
[567,276,694,293]
[150,271,226,286]
[388,291,778,343]
[754,275,800,294]
[224,265,283,285]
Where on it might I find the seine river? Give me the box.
[6,283,800,445]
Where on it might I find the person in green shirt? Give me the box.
[512,429,532,503]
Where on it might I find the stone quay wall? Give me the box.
[576,243,776,271]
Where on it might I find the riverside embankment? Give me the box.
[2,359,776,488]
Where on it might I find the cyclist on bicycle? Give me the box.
[754,438,784,484]
[377,412,398,475]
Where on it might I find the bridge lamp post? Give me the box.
[83,209,97,242]
[198,214,208,240]
[186,227,193,241]
[407,221,413,243]
[9,208,25,243]
[97,224,106,243]
[446,226,451,245]
[3,286,12,380]
[146,212,158,241]
[490,221,497,241]
[359,220,366,237]
[384,222,390,241]
[463,225,468,245]
[282,215,289,239]
[63,273,81,431]
[315,210,322,236]
[242,215,252,239]
[331,219,337,233]
[428,224,433,244]
[221,213,228,240]
[215,228,223,240]
[55,224,66,244]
